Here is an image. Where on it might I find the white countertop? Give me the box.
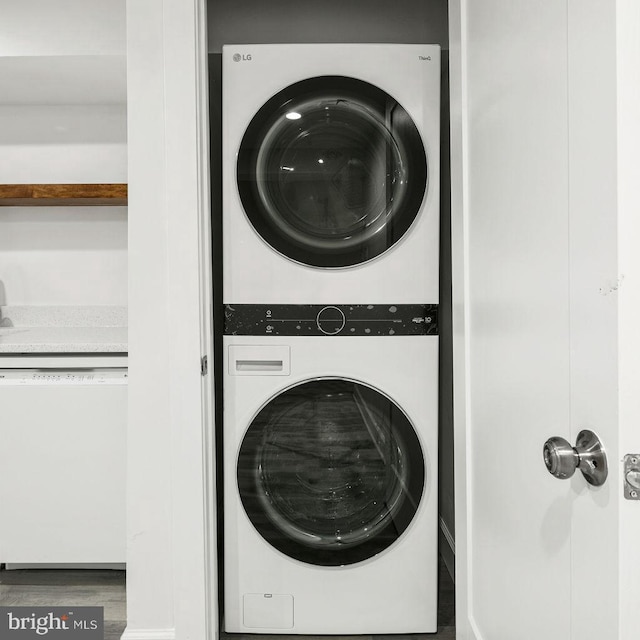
[0,306,127,354]
[0,326,128,353]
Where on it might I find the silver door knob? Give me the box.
[543,429,608,486]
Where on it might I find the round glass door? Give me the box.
[237,77,428,268]
[237,378,425,566]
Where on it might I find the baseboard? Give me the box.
[438,516,455,582]
[5,563,125,570]
[120,628,176,640]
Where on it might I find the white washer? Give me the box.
[223,43,440,304]
[223,305,438,634]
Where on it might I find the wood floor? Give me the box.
[0,567,126,640]
[0,559,454,640]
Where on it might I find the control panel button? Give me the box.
[316,306,346,335]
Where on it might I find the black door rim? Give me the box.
[236,76,429,269]
[236,377,427,566]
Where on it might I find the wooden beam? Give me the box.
[0,184,128,206]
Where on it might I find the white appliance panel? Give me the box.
[223,44,440,304]
[223,335,438,634]
[0,363,127,564]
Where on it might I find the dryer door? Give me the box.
[237,378,425,566]
[237,77,428,268]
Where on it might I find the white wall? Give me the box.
[0,56,127,104]
[0,0,125,57]
[616,2,640,638]
[0,104,127,306]
[208,0,448,52]
[0,207,127,306]
[0,1,127,308]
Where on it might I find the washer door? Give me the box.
[237,378,425,566]
[237,76,428,268]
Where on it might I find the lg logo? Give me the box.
[233,53,252,62]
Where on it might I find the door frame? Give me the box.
[447,1,473,637]
[616,2,640,638]
[125,0,216,638]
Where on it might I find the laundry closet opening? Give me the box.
[207,1,453,637]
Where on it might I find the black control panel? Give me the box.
[224,304,438,336]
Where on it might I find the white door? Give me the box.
[450,1,640,639]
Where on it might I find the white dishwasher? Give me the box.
[0,355,127,565]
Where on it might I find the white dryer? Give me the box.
[223,304,438,634]
[222,43,440,304]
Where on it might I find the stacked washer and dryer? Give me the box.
[221,44,441,634]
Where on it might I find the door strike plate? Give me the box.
[623,454,640,500]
